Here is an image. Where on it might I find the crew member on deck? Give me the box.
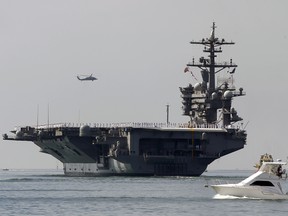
[277,165,283,177]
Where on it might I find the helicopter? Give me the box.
[77,74,98,81]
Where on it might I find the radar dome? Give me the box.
[223,90,233,99]
[194,83,202,91]
[15,130,23,139]
[211,92,217,100]
[79,125,90,137]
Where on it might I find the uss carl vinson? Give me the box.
[3,23,247,176]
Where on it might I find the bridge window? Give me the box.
[250,181,274,186]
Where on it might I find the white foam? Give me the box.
[213,194,260,200]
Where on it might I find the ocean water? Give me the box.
[0,169,288,216]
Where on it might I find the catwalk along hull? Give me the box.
[4,124,246,176]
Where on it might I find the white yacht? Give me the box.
[211,161,288,199]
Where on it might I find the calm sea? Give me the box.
[0,169,287,216]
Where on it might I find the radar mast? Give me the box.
[180,23,245,127]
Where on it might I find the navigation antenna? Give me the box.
[180,22,245,126]
[47,103,50,129]
[36,104,39,129]
[166,104,170,125]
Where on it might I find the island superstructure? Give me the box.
[3,23,247,176]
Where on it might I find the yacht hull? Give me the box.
[211,184,288,200]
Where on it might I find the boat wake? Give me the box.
[213,194,259,200]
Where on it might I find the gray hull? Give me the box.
[63,156,214,176]
[20,125,247,177]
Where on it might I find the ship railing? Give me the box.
[188,60,236,67]
[32,122,225,129]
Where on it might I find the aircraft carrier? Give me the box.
[3,23,247,176]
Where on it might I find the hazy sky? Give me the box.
[1,0,288,170]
